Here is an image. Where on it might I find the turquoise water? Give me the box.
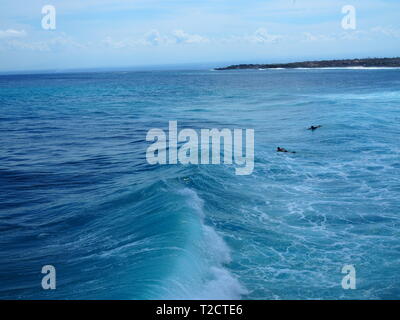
[0,69,399,299]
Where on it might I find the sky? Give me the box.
[0,0,400,71]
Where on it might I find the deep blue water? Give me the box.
[0,69,400,299]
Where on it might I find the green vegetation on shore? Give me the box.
[215,57,400,70]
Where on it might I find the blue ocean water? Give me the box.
[0,69,400,300]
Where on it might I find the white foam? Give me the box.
[294,67,400,70]
[164,188,247,300]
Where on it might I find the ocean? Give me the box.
[0,68,399,299]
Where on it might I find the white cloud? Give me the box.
[336,27,400,41]
[47,35,86,49]
[172,30,209,44]
[370,26,400,38]
[1,33,85,51]
[102,30,169,48]
[0,29,26,39]
[247,28,282,44]
[143,29,165,46]
[219,28,283,45]
[102,36,128,49]
[299,25,400,43]
[303,32,334,42]
[4,40,48,51]
[102,29,209,48]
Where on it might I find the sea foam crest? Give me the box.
[165,188,247,299]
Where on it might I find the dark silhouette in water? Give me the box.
[277,147,296,154]
[307,125,322,131]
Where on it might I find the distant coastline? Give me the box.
[215,57,400,70]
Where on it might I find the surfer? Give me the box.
[307,125,322,131]
[277,147,296,154]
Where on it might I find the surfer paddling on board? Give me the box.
[277,147,296,154]
[307,125,322,131]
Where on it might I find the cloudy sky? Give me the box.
[0,0,400,71]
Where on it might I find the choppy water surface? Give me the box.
[0,69,399,299]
